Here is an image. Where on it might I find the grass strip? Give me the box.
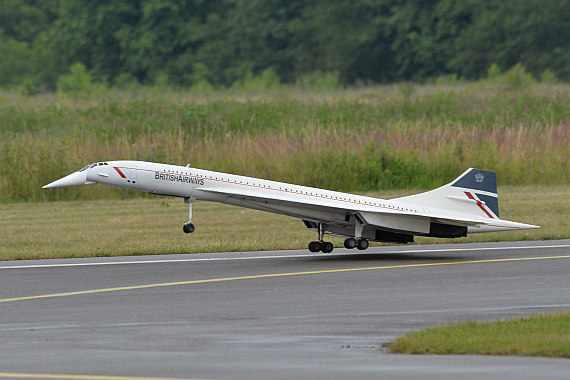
[389,312,570,357]
[0,185,567,261]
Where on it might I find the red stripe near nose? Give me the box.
[113,167,127,178]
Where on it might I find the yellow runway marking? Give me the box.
[0,374,211,380]
[1,255,569,304]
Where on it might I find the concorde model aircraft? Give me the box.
[43,161,538,253]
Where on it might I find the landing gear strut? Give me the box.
[348,216,369,250]
[183,197,195,234]
[308,223,334,253]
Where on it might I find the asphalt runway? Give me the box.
[1,240,569,380]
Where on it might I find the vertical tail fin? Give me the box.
[394,168,500,219]
[450,168,499,218]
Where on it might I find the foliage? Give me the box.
[540,69,558,84]
[449,1,570,81]
[1,0,569,90]
[0,82,568,203]
[399,83,415,98]
[296,71,341,92]
[230,67,283,92]
[500,63,535,89]
[0,33,34,87]
[484,63,536,88]
[434,74,460,85]
[189,62,214,92]
[56,62,94,95]
[113,73,140,91]
[486,63,501,81]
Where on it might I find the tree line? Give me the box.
[1,0,568,92]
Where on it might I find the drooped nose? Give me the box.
[42,169,90,189]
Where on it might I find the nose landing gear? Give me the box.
[183,223,195,233]
[183,197,196,234]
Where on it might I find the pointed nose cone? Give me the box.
[43,170,90,189]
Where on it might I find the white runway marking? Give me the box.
[2,244,569,270]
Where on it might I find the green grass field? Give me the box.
[389,312,570,357]
[1,185,567,261]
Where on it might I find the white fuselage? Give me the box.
[89,160,414,221]
[82,160,530,237]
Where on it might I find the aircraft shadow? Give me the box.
[308,252,466,263]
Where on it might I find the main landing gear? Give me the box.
[308,240,334,253]
[344,217,369,250]
[344,237,369,250]
[308,223,334,253]
[183,197,195,234]
[308,223,370,253]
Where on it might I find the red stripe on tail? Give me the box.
[465,191,494,218]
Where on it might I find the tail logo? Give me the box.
[474,172,484,183]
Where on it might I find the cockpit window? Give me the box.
[80,162,108,171]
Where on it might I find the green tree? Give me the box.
[56,62,93,94]
[1,0,569,89]
[193,0,300,86]
[0,0,58,43]
[385,0,473,81]
[288,0,394,84]
[450,0,570,81]
[0,1,58,88]
[0,32,33,86]
[49,0,140,84]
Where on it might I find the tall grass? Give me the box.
[0,83,568,202]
